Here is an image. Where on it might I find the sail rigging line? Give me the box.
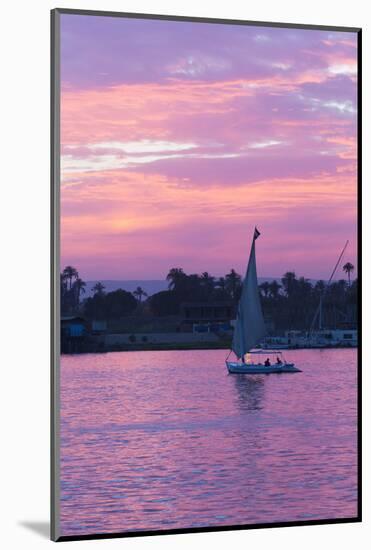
[309,240,349,332]
[327,240,349,286]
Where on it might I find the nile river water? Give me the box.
[60,348,358,536]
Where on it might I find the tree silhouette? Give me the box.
[200,272,215,294]
[281,272,297,298]
[84,289,136,320]
[60,273,68,294]
[63,265,78,290]
[259,281,270,298]
[60,267,86,313]
[166,268,186,291]
[60,263,358,332]
[225,269,242,300]
[269,280,281,299]
[343,262,354,286]
[149,290,180,316]
[314,280,326,294]
[92,282,105,296]
[133,286,148,302]
[73,277,86,306]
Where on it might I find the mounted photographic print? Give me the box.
[51,8,361,542]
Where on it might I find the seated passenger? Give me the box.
[276,356,282,364]
[264,358,271,366]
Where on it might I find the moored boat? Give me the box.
[227,350,300,373]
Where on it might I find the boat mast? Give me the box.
[310,240,349,332]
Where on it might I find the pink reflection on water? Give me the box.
[60,348,357,535]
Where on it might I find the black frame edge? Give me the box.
[356,27,362,523]
[56,517,361,543]
[53,7,361,33]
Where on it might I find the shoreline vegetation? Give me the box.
[60,265,357,354]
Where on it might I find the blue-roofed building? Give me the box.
[61,316,86,353]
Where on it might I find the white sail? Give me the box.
[232,228,266,359]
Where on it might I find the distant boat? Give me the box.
[226,228,301,374]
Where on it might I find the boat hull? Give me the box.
[226,361,301,374]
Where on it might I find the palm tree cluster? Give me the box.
[166,267,242,300]
[61,266,86,314]
[149,268,242,317]
[260,270,357,331]
[61,266,145,319]
[151,266,357,329]
[60,262,357,330]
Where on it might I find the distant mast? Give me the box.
[310,240,349,332]
[232,227,266,359]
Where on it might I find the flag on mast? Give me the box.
[254,227,261,240]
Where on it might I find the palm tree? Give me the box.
[166,268,186,291]
[133,286,148,302]
[92,282,105,296]
[259,281,270,297]
[281,271,297,298]
[297,276,312,295]
[62,265,79,290]
[225,269,241,300]
[73,277,86,305]
[269,280,281,299]
[314,280,326,294]
[60,273,69,313]
[60,272,68,294]
[200,272,215,294]
[343,262,354,286]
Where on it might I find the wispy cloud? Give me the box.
[249,140,284,149]
[60,15,357,279]
[86,140,198,154]
[322,100,356,114]
[328,63,357,76]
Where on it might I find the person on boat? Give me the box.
[264,358,271,366]
[276,356,282,364]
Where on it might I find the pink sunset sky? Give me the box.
[60,14,358,281]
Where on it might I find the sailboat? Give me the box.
[226,228,301,374]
